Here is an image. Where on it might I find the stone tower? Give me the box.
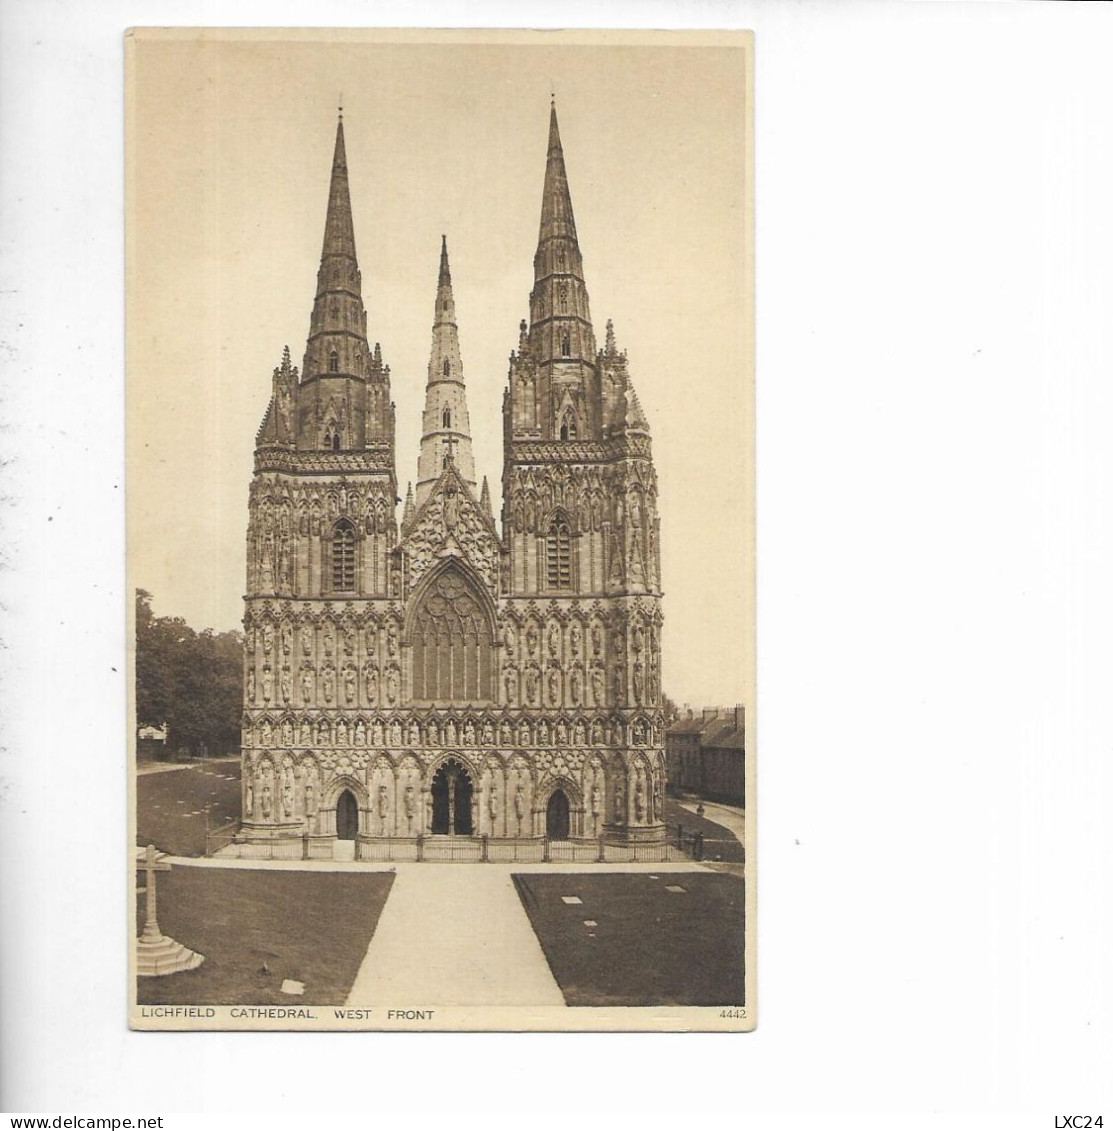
[501,100,665,844]
[241,112,400,851]
[414,237,477,510]
[238,104,664,859]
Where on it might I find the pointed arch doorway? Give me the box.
[336,789,359,840]
[546,789,571,840]
[431,759,474,835]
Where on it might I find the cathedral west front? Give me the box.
[238,103,665,860]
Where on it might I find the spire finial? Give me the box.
[338,93,343,119]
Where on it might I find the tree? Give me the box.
[135,590,243,758]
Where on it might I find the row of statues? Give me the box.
[245,713,658,750]
[243,761,665,832]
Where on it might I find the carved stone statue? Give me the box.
[299,720,311,745]
[444,486,459,530]
[445,719,458,746]
[322,667,335,704]
[387,623,398,658]
[504,668,518,706]
[365,665,379,705]
[323,625,334,659]
[371,720,384,745]
[504,625,516,659]
[305,777,315,815]
[524,667,538,706]
[573,720,586,746]
[378,784,389,818]
[547,668,561,705]
[499,721,512,745]
[634,780,646,823]
[591,667,604,707]
[336,719,348,746]
[632,659,644,705]
[555,720,568,745]
[247,668,256,704]
[537,720,550,745]
[261,783,272,820]
[355,719,367,745]
[408,720,420,746]
[245,781,254,819]
[262,666,273,702]
[390,719,402,746]
[300,667,313,706]
[591,624,603,658]
[385,667,399,705]
[526,624,539,659]
[569,621,582,657]
[547,622,561,657]
[282,775,294,819]
[281,719,293,745]
[280,667,292,706]
[282,624,293,655]
[481,721,494,745]
[463,720,476,745]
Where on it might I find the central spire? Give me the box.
[302,112,371,385]
[415,236,477,509]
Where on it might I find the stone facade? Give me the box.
[240,105,665,856]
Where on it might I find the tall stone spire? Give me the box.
[415,235,477,508]
[301,111,371,386]
[528,99,597,375]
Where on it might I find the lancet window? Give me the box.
[331,520,356,592]
[546,516,572,590]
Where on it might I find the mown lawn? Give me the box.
[137,867,393,1006]
[513,871,745,1007]
[137,761,241,857]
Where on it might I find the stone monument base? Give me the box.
[137,932,205,977]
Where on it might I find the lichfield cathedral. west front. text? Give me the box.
[239,104,664,859]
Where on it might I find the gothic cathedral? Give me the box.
[240,104,665,859]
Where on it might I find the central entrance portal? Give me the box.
[431,758,474,835]
[546,789,571,840]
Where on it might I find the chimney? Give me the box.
[734,703,745,733]
[702,707,718,723]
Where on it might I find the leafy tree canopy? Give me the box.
[136,589,242,758]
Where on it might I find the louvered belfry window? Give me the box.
[546,519,572,589]
[331,521,356,592]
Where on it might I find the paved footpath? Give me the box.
[679,800,746,843]
[345,863,566,1007]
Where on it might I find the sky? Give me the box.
[127,29,752,709]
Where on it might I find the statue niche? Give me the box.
[408,561,496,703]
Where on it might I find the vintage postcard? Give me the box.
[127,27,754,1031]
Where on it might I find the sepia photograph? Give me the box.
[126,27,753,1032]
